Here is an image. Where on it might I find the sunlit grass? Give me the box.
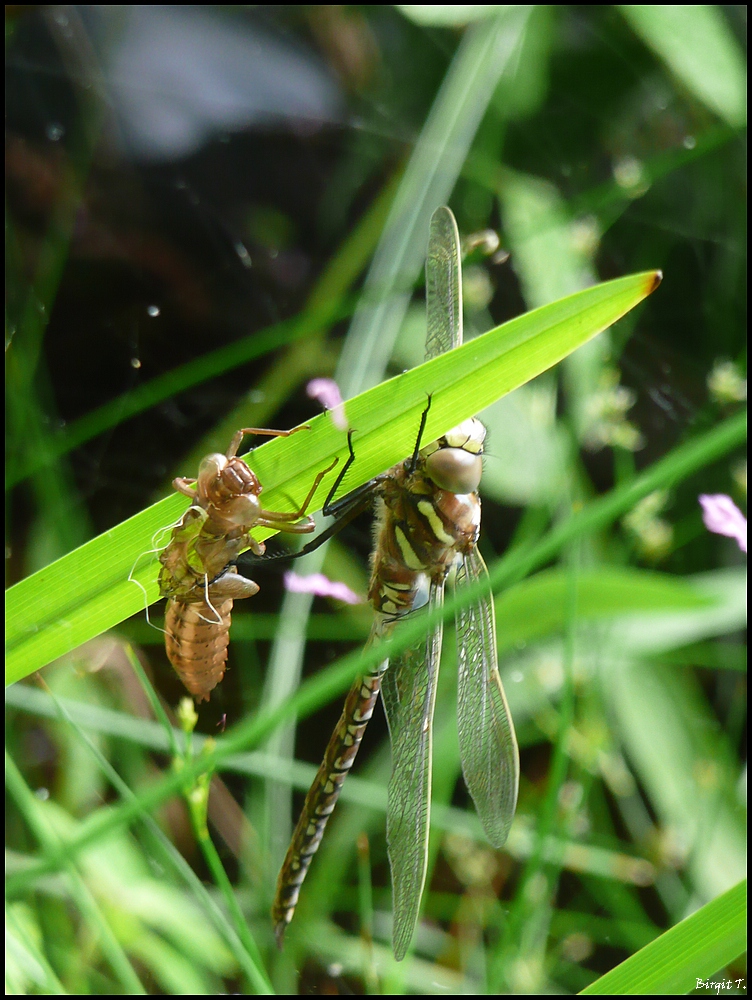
[5,4,746,995]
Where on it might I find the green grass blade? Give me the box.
[5,751,147,994]
[493,566,717,656]
[5,902,68,994]
[619,6,746,129]
[36,677,273,994]
[5,683,659,888]
[336,6,533,395]
[5,270,660,684]
[5,305,348,489]
[5,406,744,897]
[579,879,747,995]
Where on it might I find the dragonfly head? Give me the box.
[197,453,262,506]
[421,417,485,494]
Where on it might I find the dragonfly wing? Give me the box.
[425,205,462,361]
[455,548,519,848]
[381,581,443,961]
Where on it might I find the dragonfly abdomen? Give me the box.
[164,595,234,702]
[272,658,388,945]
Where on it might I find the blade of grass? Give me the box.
[619,6,746,128]
[5,751,147,994]
[116,565,717,648]
[171,700,272,994]
[7,683,659,888]
[34,674,273,994]
[579,879,747,994]
[490,535,582,989]
[5,303,349,489]
[5,903,68,994]
[6,269,661,684]
[336,5,534,396]
[5,405,744,894]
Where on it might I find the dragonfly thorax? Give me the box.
[420,417,486,493]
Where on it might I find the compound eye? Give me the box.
[425,447,482,493]
[444,418,486,452]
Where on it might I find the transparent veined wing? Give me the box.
[455,547,519,848]
[425,205,462,362]
[381,581,444,962]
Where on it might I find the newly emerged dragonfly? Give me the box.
[158,426,335,701]
[270,207,520,959]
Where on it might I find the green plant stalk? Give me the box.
[356,833,379,995]
[194,823,272,995]
[579,879,747,994]
[38,674,274,995]
[335,6,534,396]
[6,407,744,897]
[125,645,181,759]
[175,713,273,996]
[183,758,271,993]
[4,751,146,994]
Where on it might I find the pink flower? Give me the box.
[284,570,363,605]
[307,378,348,431]
[699,494,747,553]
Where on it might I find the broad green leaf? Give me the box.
[5,271,661,685]
[579,879,747,994]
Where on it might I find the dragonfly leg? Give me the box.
[207,567,260,601]
[320,429,357,515]
[173,477,198,498]
[226,425,311,459]
[407,394,432,473]
[254,457,339,531]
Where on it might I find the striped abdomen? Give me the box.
[164,595,234,703]
[272,655,388,944]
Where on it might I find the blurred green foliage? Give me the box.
[6,5,746,995]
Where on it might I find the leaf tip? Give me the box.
[648,270,663,294]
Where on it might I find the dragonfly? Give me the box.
[158,426,335,702]
[269,206,520,959]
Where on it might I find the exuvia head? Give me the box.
[197,453,262,505]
